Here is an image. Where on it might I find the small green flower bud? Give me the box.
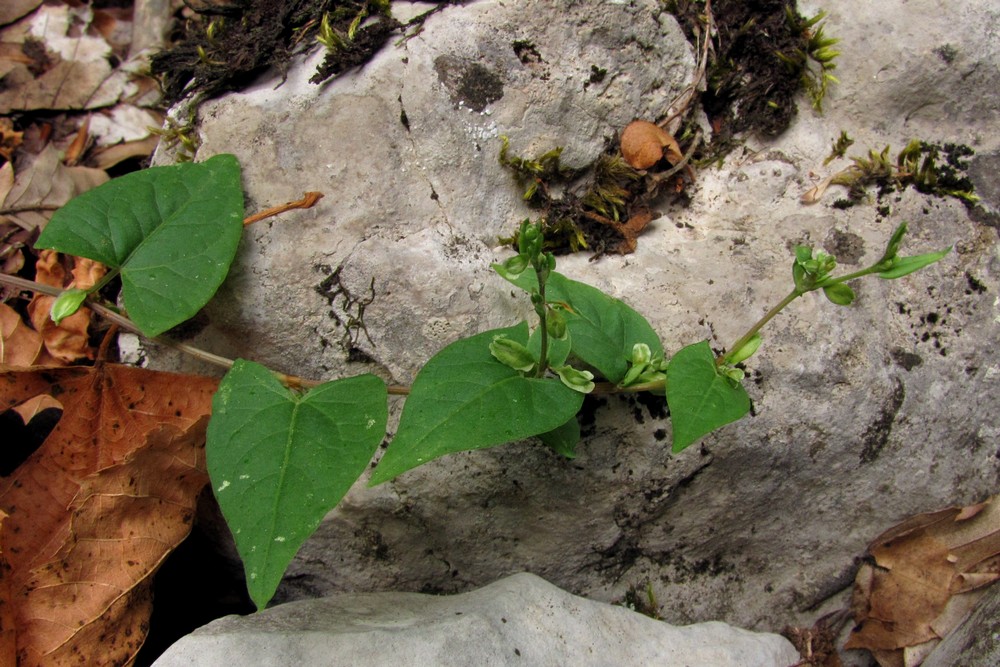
[49,288,89,325]
[489,336,537,372]
[634,369,666,385]
[517,219,535,255]
[630,343,652,366]
[881,222,908,263]
[727,334,762,365]
[553,365,595,394]
[545,307,568,340]
[722,366,745,384]
[621,364,645,387]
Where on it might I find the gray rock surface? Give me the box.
[151,573,799,666]
[152,0,999,647]
[159,0,694,381]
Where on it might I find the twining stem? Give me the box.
[0,272,410,395]
[0,273,231,364]
[593,379,663,395]
[822,265,880,285]
[534,276,549,378]
[718,289,801,366]
[716,252,902,366]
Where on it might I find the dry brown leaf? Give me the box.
[615,208,654,254]
[0,509,15,666]
[90,7,134,56]
[0,0,42,27]
[0,144,108,232]
[0,118,23,162]
[62,115,91,166]
[783,609,848,667]
[0,163,25,281]
[0,223,34,278]
[11,393,62,423]
[0,5,125,114]
[0,301,43,366]
[27,250,106,363]
[90,136,160,170]
[0,161,14,207]
[69,256,107,290]
[801,175,835,204]
[19,421,210,665]
[845,497,1000,666]
[85,105,162,170]
[0,363,219,666]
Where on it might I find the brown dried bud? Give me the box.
[620,120,683,170]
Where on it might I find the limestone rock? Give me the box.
[151,573,799,667]
[159,0,694,382]
[153,0,1000,643]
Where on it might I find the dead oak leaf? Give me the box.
[615,208,655,254]
[0,510,15,667]
[0,118,22,162]
[0,0,42,28]
[1,222,35,279]
[17,421,210,666]
[0,363,218,666]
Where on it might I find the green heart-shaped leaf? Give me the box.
[207,360,387,609]
[538,416,581,458]
[370,322,582,484]
[36,154,244,336]
[666,341,750,452]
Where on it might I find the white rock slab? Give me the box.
[151,573,800,667]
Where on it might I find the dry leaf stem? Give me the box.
[0,272,412,394]
[660,0,713,137]
[0,272,653,398]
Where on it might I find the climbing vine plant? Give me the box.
[32,153,950,609]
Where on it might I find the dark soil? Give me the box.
[496,1,832,256]
[132,491,255,667]
[151,1,464,103]
[668,0,812,151]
